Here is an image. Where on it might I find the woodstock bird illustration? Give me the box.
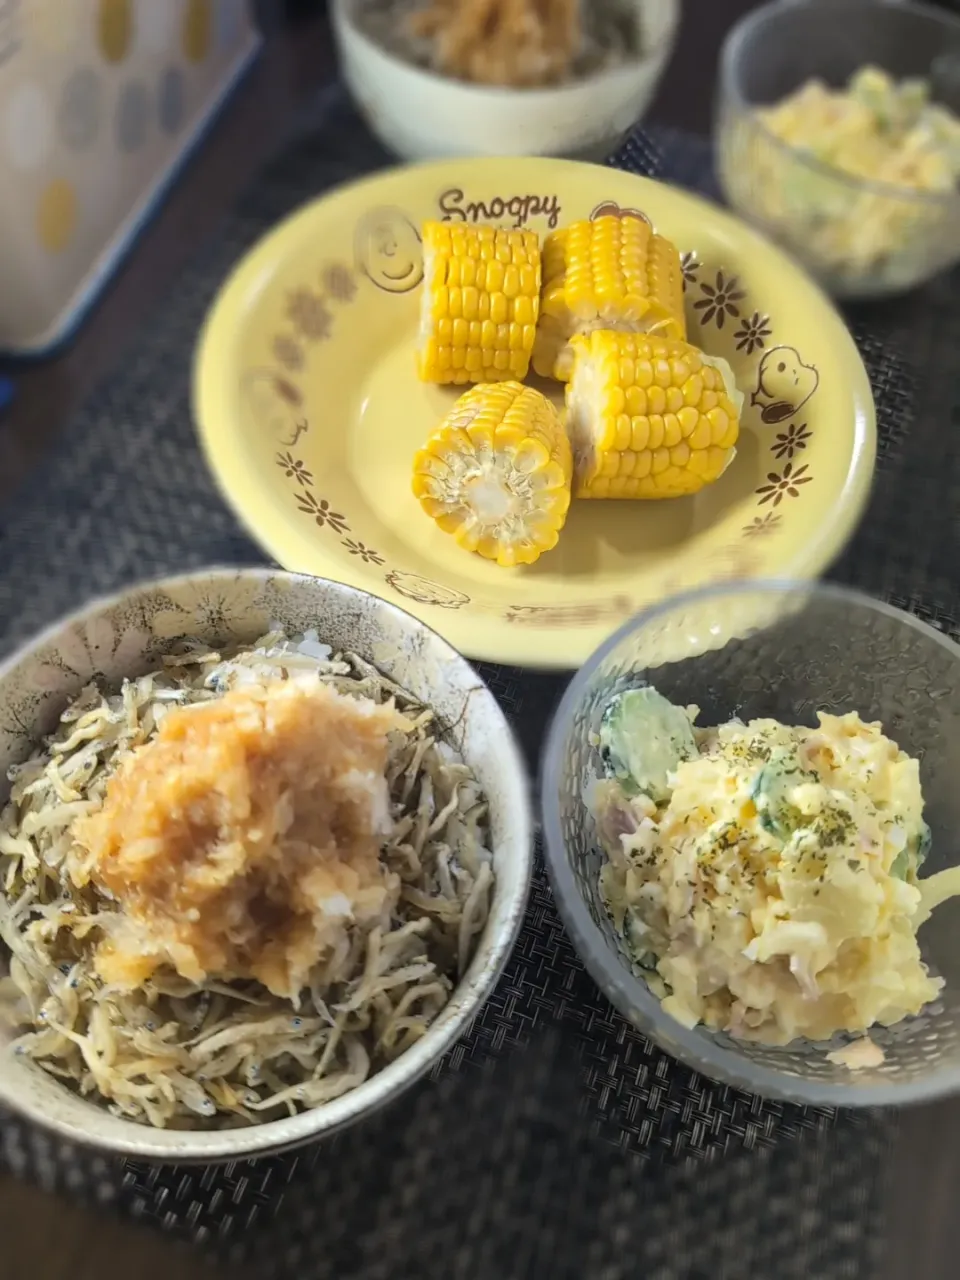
[750,346,819,424]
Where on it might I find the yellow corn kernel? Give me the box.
[412,382,572,567]
[417,223,541,385]
[532,216,686,381]
[564,331,742,500]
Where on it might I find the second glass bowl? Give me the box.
[715,0,960,299]
[541,580,960,1106]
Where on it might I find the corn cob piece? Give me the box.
[565,331,741,500]
[412,381,572,566]
[417,221,541,385]
[532,216,686,381]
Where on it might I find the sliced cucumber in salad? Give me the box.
[599,687,697,803]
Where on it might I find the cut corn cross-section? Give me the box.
[412,381,572,566]
[532,216,686,381]
[417,222,541,385]
[565,330,742,499]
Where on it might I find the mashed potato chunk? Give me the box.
[595,692,947,1046]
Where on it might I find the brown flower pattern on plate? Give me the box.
[272,334,304,372]
[343,539,384,566]
[276,452,313,486]
[287,289,333,342]
[694,270,746,330]
[755,462,813,507]
[772,423,812,460]
[742,513,783,539]
[296,492,350,534]
[270,262,357,373]
[733,310,772,355]
[680,250,700,292]
[322,262,357,302]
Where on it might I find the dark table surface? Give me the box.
[1,5,958,1278]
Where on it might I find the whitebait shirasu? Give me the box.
[0,631,493,1129]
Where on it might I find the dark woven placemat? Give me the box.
[3,85,957,1276]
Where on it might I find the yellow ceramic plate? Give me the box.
[194,158,876,668]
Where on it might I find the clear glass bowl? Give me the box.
[715,0,960,299]
[541,581,960,1105]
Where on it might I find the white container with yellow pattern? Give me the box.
[0,0,260,354]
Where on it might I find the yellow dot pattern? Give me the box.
[98,0,132,64]
[29,0,76,54]
[183,0,212,64]
[37,179,78,254]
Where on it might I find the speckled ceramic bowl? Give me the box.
[0,568,534,1161]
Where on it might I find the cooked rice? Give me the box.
[0,631,493,1129]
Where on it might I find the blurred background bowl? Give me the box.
[541,579,960,1106]
[331,0,679,160]
[0,567,534,1161]
[716,0,960,299]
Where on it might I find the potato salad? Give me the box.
[759,67,960,198]
[726,65,960,288]
[593,688,952,1047]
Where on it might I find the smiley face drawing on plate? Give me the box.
[355,207,424,293]
[751,346,820,425]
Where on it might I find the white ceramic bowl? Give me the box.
[331,0,680,160]
[0,568,534,1161]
